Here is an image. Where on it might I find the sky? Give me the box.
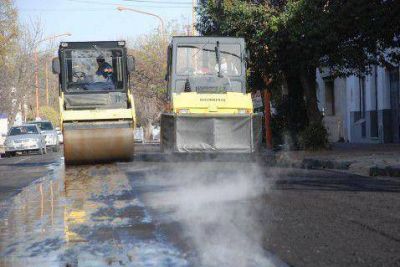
[15,0,193,44]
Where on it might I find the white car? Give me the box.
[28,120,60,152]
[56,127,63,144]
[4,124,47,157]
[134,127,144,143]
[152,125,160,142]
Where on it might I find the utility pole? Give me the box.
[34,48,39,119]
[263,76,273,149]
[45,60,49,106]
[264,90,272,149]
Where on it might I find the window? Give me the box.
[358,76,367,138]
[9,126,39,136]
[324,80,335,116]
[64,49,124,92]
[389,67,400,142]
[176,44,242,77]
[359,76,366,118]
[30,121,53,130]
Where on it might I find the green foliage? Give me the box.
[299,122,329,151]
[39,106,60,127]
[0,0,18,65]
[197,1,276,89]
[129,23,185,127]
[197,0,400,150]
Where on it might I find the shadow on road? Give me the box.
[275,170,400,193]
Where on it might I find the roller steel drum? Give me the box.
[63,122,134,164]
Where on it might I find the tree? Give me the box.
[0,0,18,121]
[268,0,400,123]
[0,0,18,65]
[129,23,185,140]
[197,0,400,147]
[129,32,168,140]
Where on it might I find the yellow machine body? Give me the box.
[161,92,261,153]
[161,36,262,153]
[172,91,253,115]
[60,92,136,164]
[54,41,137,164]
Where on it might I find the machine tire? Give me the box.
[5,152,11,158]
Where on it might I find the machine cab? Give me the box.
[165,36,248,97]
[52,41,135,110]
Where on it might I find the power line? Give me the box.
[67,0,191,7]
[19,6,189,12]
[124,0,192,4]
[19,8,111,12]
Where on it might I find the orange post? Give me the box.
[264,90,272,149]
[45,60,49,106]
[34,49,39,118]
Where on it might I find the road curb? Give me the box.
[301,158,353,170]
[369,165,400,177]
[270,155,400,178]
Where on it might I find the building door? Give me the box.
[389,68,400,143]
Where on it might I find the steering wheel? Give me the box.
[72,71,86,80]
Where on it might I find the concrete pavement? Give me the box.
[263,168,400,267]
[273,143,400,177]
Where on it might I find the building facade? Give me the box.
[316,66,400,143]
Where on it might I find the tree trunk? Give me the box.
[299,67,322,125]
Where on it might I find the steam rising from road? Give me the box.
[138,161,275,267]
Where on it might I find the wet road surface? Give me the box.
[0,145,399,266]
[0,148,277,267]
[0,152,61,202]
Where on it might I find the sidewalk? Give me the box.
[272,143,400,177]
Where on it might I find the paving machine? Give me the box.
[161,36,262,153]
[52,41,136,164]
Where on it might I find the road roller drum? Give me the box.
[63,122,134,164]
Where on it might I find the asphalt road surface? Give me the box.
[0,144,399,267]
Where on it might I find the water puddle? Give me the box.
[0,164,187,266]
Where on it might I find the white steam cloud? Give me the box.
[138,161,276,267]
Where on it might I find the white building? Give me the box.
[0,114,8,150]
[316,66,400,143]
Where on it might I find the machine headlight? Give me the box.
[238,109,252,114]
[177,109,190,114]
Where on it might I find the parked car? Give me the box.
[28,120,60,152]
[152,125,160,142]
[56,127,63,144]
[0,133,6,157]
[4,124,47,157]
[134,126,144,143]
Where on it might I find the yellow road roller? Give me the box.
[161,36,262,153]
[52,41,136,164]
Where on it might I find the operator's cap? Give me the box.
[96,55,105,62]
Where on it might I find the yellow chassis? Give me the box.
[172,92,254,115]
[59,92,136,130]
